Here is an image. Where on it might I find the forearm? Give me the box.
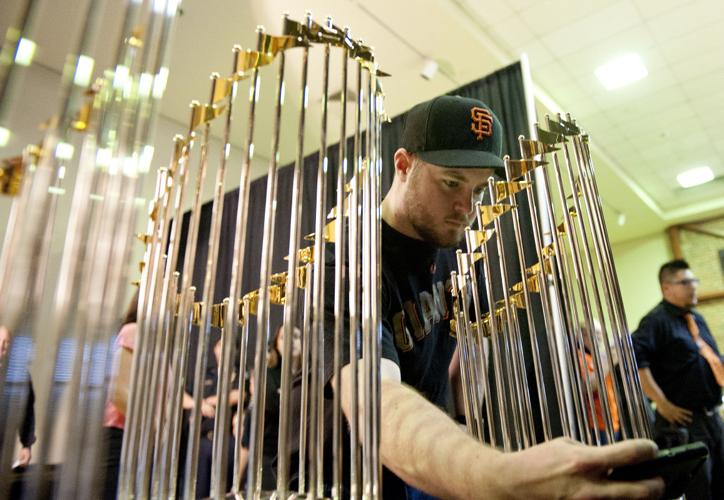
[379,380,503,499]
[183,392,195,410]
[110,347,133,414]
[637,367,667,406]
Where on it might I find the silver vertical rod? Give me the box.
[346,57,363,500]
[232,298,251,494]
[331,26,350,500]
[314,18,336,498]
[247,19,288,498]
[277,12,312,497]
[226,29,265,494]
[361,65,376,499]
[369,70,383,500]
[297,262,313,495]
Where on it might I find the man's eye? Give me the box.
[443,179,459,188]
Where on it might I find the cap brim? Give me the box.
[416,149,504,170]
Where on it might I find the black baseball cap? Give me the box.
[400,95,504,170]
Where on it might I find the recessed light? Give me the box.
[14,38,36,66]
[595,53,648,90]
[677,166,714,188]
[55,141,75,160]
[73,55,95,87]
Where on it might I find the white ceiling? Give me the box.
[2,0,723,243]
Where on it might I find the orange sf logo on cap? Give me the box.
[470,107,493,140]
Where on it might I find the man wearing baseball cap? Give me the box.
[326,95,663,499]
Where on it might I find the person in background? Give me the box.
[236,324,302,490]
[102,291,197,498]
[0,325,36,470]
[579,320,620,445]
[102,291,140,499]
[194,336,241,499]
[633,259,724,500]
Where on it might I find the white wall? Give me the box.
[611,232,672,332]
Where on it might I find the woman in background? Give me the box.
[102,291,139,499]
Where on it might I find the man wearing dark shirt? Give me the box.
[633,259,724,500]
[0,325,36,469]
[326,95,664,499]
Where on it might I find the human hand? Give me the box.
[0,325,10,359]
[201,400,216,419]
[493,438,664,499]
[656,399,693,426]
[14,447,31,468]
[232,412,239,437]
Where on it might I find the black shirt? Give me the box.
[633,300,723,411]
[323,219,470,498]
[378,219,459,408]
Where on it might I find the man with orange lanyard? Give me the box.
[634,259,724,500]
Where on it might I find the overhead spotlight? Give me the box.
[677,166,714,188]
[420,58,438,81]
[595,53,647,90]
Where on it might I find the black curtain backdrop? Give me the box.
[177,61,564,440]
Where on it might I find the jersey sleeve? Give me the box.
[323,244,400,391]
[632,315,658,369]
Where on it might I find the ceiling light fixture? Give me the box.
[420,58,438,80]
[594,53,647,90]
[677,166,714,188]
[0,127,10,147]
[14,38,37,66]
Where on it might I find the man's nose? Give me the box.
[454,191,475,217]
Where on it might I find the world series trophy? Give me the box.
[120,12,388,500]
[450,118,652,451]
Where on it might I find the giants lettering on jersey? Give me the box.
[392,279,452,352]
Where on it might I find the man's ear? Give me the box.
[393,148,414,180]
